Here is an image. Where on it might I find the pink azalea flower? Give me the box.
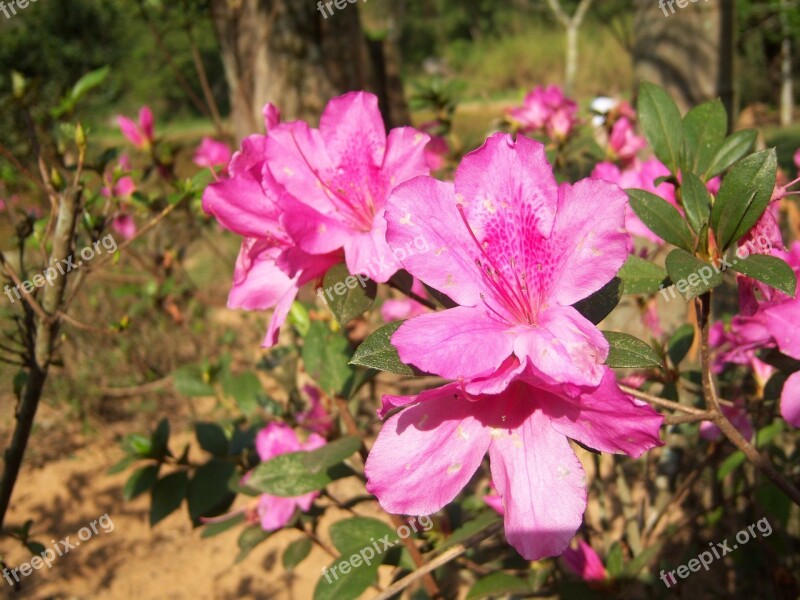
[508,85,578,140]
[424,135,449,171]
[365,373,663,560]
[202,120,340,347]
[250,423,326,531]
[263,102,281,131]
[193,137,232,170]
[483,482,504,516]
[380,278,430,322]
[562,540,608,582]
[385,133,630,394]
[263,92,430,283]
[111,214,137,241]
[297,384,333,436]
[117,106,155,150]
[699,403,754,441]
[608,117,646,164]
[794,148,800,174]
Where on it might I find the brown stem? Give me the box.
[695,292,800,507]
[386,279,437,310]
[619,385,705,415]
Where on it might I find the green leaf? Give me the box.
[603,332,662,368]
[681,172,712,233]
[322,264,377,325]
[350,321,414,376]
[627,189,695,252]
[710,148,777,250]
[314,554,379,600]
[150,471,189,526]
[248,452,352,497]
[124,465,160,501]
[302,321,354,395]
[572,277,623,325]
[195,422,230,457]
[288,301,311,337]
[637,81,684,173]
[283,537,313,571]
[201,513,245,538]
[329,517,396,556]
[605,541,624,578]
[149,418,171,460]
[107,455,136,475]
[682,99,727,175]
[187,459,236,524]
[236,526,272,563]
[665,249,724,300]
[704,129,758,180]
[26,542,46,557]
[729,254,796,297]
[467,572,531,599]
[668,324,695,366]
[301,436,361,473]
[70,66,111,102]
[620,541,664,579]
[755,482,791,526]
[717,451,746,480]
[617,255,669,295]
[173,365,215,397]
[222,372,263,417]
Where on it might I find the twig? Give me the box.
[664,411,716,425]
[695,292,800,507]
[386,280,437,310]
[619,385,705,415]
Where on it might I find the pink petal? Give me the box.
[391,306,514,382]
[382,126,431,184]
[279,195,351,255]
[111,214,137,241]
[385,177,485,306]
[258,494,300,531]
[365,383,492,515]
[541,368,664,457]
[512,306,609,389]
[546,179,630,305]
[319,92,387,167]
[228,240,295,311]
[780,371,800,427]
[454,133,557,245]
[256,422,301,461]
[377,393,417,419]
[194,137,232,168]
[202,171,283,240]
[764,299,800,360]
[263,102,281,131]
[114,176,136,198]
[489,405,587,560]
[117,115,144,148]
[139,106,154,141]
[341,210,400,282]
[562,540,607,582]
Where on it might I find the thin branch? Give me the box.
[619,385,706,415]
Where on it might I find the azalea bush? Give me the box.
[109,83,800,598]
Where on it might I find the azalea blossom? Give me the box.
[483,481,504,516]
[193,137,232,171]
[297,384,333,436]
[380,278,430,322]
[607,117,646,164]
[111,214,137,241]
[384,133,630,394]
[508,85,578,140]
[263,92,430,283]
[562,540,608,583]
[365,373,663,560]
[700,402,754,441]
[249,423,326,531]
[117,106,155,150]
[202,105,340,347]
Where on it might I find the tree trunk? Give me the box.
[779,0,793,126]
[565,24,578,95]
[633,0,736,128]
[210,0,375,141]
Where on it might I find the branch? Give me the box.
[619,385,706,415]
[695,292,800,507]
[543,0,570,26]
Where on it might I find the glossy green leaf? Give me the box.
[729,253,796,297]
[665,249,724,300]
[124,465,160,501]
[617,255,669,294]
[681,172,712,233]
[467,572,531,599]
[195,422,229,457]
[638,81,684,173]
[572,277,623,324]
[350,321,414,375]
[627,189,695,252]
[704,129,757,180]
[283,537,313,571]
[302,320,354,395]
[603,331,662,368]
[322,264,377,325]
[668,324,695,366]
[682,99,727,175]
[711,149,777,250]
[187,459,236,524]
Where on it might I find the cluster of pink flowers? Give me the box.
[204,92,665,561]
[202,92,431,346]
[507,85,578,141]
